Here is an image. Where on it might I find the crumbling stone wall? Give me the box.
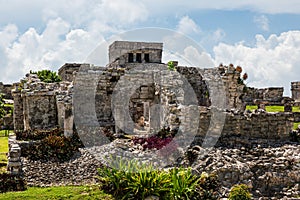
[12,74,73,137]
[58,63,81,82]
[0,82,13,99]
[195,109,297,147]
[243,87,284,105]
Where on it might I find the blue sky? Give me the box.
[0,0,300,95]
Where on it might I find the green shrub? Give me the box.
[228,184,252,200]
[125,165,171,199]
[98,157,219,200]
[19,129,83,161]
[168,167,199,200]
[167,61,176,71]
[98,158,170,199]
[35,70,61,83]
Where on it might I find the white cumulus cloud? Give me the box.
[177,16,201,35]
[1,18,104,83]
[213,31,300,96]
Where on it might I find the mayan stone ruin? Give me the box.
[3,41,300,199]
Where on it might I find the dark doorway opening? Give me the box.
[128,53,134,63]
[136,53,142,63]
[144,53,150,62]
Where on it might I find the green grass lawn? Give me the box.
[0,136,8,173]
[0,185,115,200]
[246,105,300,112]
[0,136,8,152]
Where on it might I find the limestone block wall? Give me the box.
[195,109,294,147]
[220,65,245,110]
[243,87,284,105]
[176,67,210,106]
[58,63,81,82]
[23,91,58,130]
[12,74,73,133]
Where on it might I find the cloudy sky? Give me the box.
[0,0,300,95]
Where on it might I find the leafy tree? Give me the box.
[35,70,62,83]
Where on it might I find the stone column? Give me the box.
[56,96,65,129]
[12,90,24,132]
[64,103,73,138]
[7,135,22,175]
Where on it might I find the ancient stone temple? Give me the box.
[11,41,300,144]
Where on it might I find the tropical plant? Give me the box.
[168,167,199,200]
[125,165,171,199]
[98,158,170,199]
[228,184,252,200]
[98,157,220,200]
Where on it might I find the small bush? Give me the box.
[0,173,27,193]
[98,159,170,199]
[18,128,84,161]
[167,61,176,71]
[98,157,219,200]
[228,184,252,200]
[35,70,61,83]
